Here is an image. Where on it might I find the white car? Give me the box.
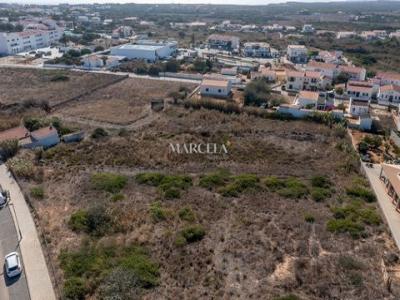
[5,252,22,278]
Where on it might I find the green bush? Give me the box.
[91,127,108,139]
[244,78,271,106]
[68,206,113,237]
[178,225,206,244]
[30,186,44,199]
[63,277,87,300]
[264,176,286,191]
[219,174,259,197]
[178,207,195,222]
[91,172,128,193]
[199,169,230,190]
[135,173,192,198]
[311,187,331,202]
[111,193,125,202]
[311,175,330,188]
[326,218,364,238]
[149,202,168,222]
[0,139,18,160]
[68,210,88,232]
[277,177,308,199]
[7,157,35,178]
[346,185,375,202]
[304,213,315,223]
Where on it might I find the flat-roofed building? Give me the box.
[200,78,232,98]
[110,41,177,62]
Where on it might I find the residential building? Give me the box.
[242,42,274,58]
[315,50,343,64]
[348,98,369,116]
[306,60,338,79]
[285,70,329,91]
[302,24,315,33]
[110,40,177,62]
[390,31,400,39]
[378,84,400,106]
[287,45,308,64]
[346,83,373,101]
[251,67,276,82]
[200,78,232,98]
[336,31,356,39]
[375,72,400,86]
[221,66,237,76]
[82,54,104,69]
[379,163,400,209]
[112,26,134,39]
[339,65,366,81]
[0,26,63,55]
[294,90,321,108]
[207,34,239,51]
[361,30,387,40]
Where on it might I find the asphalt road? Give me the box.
[0,205,30,300]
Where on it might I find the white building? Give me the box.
[207,34,240,51]
[242,42,273,58]
[200,79,232,98]
[302,24,315,33]
[251,67,276,82]
[285,70,330,91]
[348,98,369,116]
[110,41,177,62]
[287,45,308,64]
[0,27,63,55]
[294,90,321,108]
[336,31,356,39]
[375,72,400,86]
[112,26,134,39]
[378,85,400,106]
[339,65,366,81]
[306,61,338,79]
[346,83,373,101]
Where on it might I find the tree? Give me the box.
[335,87,344,95]
[164,59,180,73]
[244,79,271,106]
[0,139,19,160]
[335,72,351,84]
[148,65,161,76]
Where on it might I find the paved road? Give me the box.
[363,163,400,250]
[0,205,30,300]
[0,165,56,300]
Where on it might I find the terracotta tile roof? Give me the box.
[339,65,365,74]
[376,72,400,81]
[351,100,369,107]
[305,71,321,79]
[307,60,337,70]
[348,80,373,88]
[31,126,58,140]
[380,84,400,93]
[298,90,320,101]
[347,84,372,93]
[0,127,29,143]
[286,70,304,78]
[382,164,400,197]
[201,79,230,88]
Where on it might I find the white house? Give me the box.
[221,66,237,76]
[348,98,369,117]
[306,60,338,79]
[207,34,240,51]
[346,83,373,101]
[375,72,400,87]
[339,65,366,81]
[302,24,315,33]
[285,70,329,91]
[294,90,321,108]
[287,45,308,64]
[82,54,104,69]
[200,79,232,98]
[110,41,177,62]
[242,42,273,58]
[378,85,400,106]
[336,31,357,39]
[251,67,276,82]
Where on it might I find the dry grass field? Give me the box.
[58,78,196,124]
[11,105,400,300]
[0,67,121,106]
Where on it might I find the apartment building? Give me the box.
[285,70,330,91]
[306,60,338,79]
[286,45,308,64]
[242,42,274,58]
[346,82,373,101]
[375,72,400,86]
[339,65,366,81]
[378,84,400,106]
[207,34,240,51]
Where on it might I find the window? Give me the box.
[205,88,209,92]
[218,89,222,93]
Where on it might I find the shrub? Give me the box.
[91,172,128,193]
[304,213,315,223]
[50,74,69,82]
[68,210,88,232]
[337,255,364,270]
[346,185,375,202]
[98,267,141,299]
[219,174,259,197]
[91,127,108,139]
[276,177,308,199]
[111,193,125,202]
[178,207,195,222]
[135,173,192,199]
[63,277,87,300]
[326,218,364,238]
[311,175,330,188]
[149,202,168,222]
[199,169,230,190]
[311,187,331,202]
[7,157,35,178]
[178,225,206,244]
[0,139,18,160]
[244,78,271,106]
[30,186,44,199]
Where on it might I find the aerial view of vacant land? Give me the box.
[10,103,400,300]
[59,78,196,124]
[0,68,121,106]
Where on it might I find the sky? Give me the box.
[2,0,351,5]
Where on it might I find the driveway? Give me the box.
[363,163,400,250]
[0,205,30,300]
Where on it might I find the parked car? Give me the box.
[0,188,8,208]
[5,252,22,278]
